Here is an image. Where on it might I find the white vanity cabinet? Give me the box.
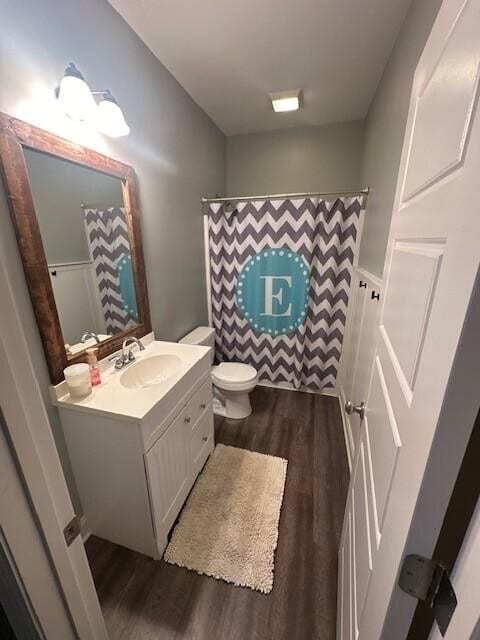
[57,349,214,560]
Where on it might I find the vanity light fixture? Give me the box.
[55,63,130,137]
[269,89,301,113]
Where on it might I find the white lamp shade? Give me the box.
[96,96,130,137]
[57,74,97,121]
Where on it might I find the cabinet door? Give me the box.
[145,409,190,555]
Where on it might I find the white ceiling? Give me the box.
[109,0,412,136]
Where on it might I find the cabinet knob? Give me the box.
[200,403,207,409]
[202,435,208,442]
[184,416,191,424]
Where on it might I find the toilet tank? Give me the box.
[179,326,215,363]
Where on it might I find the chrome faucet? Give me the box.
[122,336,145,359]
[109,337,145,371]
[81,331,100,343]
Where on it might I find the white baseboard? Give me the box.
[257,379,339,397]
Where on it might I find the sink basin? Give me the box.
[120,355,182,389]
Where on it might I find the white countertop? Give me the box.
[66,333,111,356]
[51,338,211,423]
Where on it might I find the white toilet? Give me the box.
[180,326,258,419]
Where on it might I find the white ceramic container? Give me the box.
[64,363,91,398]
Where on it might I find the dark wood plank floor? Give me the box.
[85,386,349,640]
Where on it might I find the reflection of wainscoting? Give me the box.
[338,268,382,470]
[48,262,106,345]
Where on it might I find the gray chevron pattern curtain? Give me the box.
[207,197,362,390]
[84,206,138,334]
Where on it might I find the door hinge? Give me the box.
[399,554,457,636]
[63,515,81,547]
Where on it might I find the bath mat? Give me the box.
[164,443,288,593]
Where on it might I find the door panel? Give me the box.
[339,508,354,640]
[347,512,353,640]
[366,356,401,533]
[344,276,367,403]
[350,505,358,640]
[339,516,349,640]
[352,290,381,402]
[362,420,381,552]
[352,442,373,631]
[340,542,346,640]
[403,0,480,199]
[382,242,444,396]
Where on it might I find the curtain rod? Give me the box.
[202,188,369,205]
[80,203,123,208]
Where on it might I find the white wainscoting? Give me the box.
[49,261,106,345]
[338,268,383,470]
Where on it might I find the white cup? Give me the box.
[64,363,91,398]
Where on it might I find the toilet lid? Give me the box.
[212,362,257,384]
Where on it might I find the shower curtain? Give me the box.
[83,205,138,334]
[207,196,362,390]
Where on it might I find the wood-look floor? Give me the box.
[85,386,349,640]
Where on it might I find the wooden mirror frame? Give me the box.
[0,113,152,384]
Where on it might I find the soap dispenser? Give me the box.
[86,347,101,386]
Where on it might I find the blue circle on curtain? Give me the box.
[236,249,310,335]
[117,254,139,321]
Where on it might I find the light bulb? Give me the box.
[56,63,97,121]
[96,91,130,137]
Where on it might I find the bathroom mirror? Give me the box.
[0,113,151,384]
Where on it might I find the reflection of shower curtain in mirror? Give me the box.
[83,206,138,334]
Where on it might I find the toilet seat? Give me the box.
[212,362,258,391]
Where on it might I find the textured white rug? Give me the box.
[164,443,288,594]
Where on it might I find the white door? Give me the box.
[338,0,480,637]
[0,417,74,638]
[0,251,108,638]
